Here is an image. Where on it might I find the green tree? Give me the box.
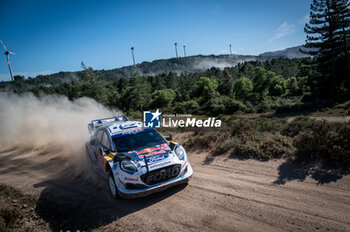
[13,75,25,81]
[192,76,219,103]
[303,0,350,98]
[120,86,143,111]
[218,68,234,95]
[151,89,176,108]
[253,67,270,101]
[268,75,286,96]
[233,77,253,100]
[286,77,299,96]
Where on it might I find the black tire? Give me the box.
[107,172,120,199]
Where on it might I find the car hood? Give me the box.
[123,143,173,163]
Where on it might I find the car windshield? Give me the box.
[113,130,165,152]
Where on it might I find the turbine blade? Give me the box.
[0,40,8,51]
[9,52,16,55]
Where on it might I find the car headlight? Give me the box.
[120,160,138,173]
[175,146,185,160]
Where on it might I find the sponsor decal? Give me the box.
[137,143,170,159]
[147,154,168,163]
[149,160,172,170]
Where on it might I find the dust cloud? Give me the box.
[0,93,121,182]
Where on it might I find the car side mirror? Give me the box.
[90,138,96,145]
[166,133,173,141]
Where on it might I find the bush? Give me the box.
[281,116,314,137]
[212,137,239,156]
[253,118,286,133]
[184,132,219,150]
[223,97,246,114]
[183,116,350,165]
[231,133,293,160]
[174,100,200,114]
[229,117,286,136]
[230,118,253,136]
[293,122,350,165]
[205,97,225,116]
[205,97,247,115]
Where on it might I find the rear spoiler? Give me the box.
[88,116,129,134]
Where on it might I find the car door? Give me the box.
[93,129,104,159]
[97,130,112,171]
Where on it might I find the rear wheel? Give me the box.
[107,172,120,199]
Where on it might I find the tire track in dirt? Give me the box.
[0,149,349,231]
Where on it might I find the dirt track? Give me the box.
[0,147,349,232]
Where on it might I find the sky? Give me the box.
[0,0,311,81]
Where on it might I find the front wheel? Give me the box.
[107,172,120,199]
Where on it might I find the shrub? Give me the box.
[281,116,314,137]
[183,116,350,165]
[206,97,225,116]
[229,118,286,136]
[212,137,239,156]
[231,133,293,160]
[184,132,219,150]
[230,118,253,136]
[293,122,350,165]
[174,100,200,114]
[253,118,286,133]
[223,97,246,114]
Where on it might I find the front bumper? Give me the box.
[117,163,193,199]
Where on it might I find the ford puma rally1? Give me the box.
[85,116,193,199]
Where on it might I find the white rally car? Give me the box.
[85,116,193,199]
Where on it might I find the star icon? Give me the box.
[150,109,161,121]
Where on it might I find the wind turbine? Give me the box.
[131,45,135,66]
[229,44,232,55]
[174,42,178,58]
[0,40,15,81]
[183,45,186,57]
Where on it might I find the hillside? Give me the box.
[0,46,308,89]
[94,54,267,80]
[259,45,312,58]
